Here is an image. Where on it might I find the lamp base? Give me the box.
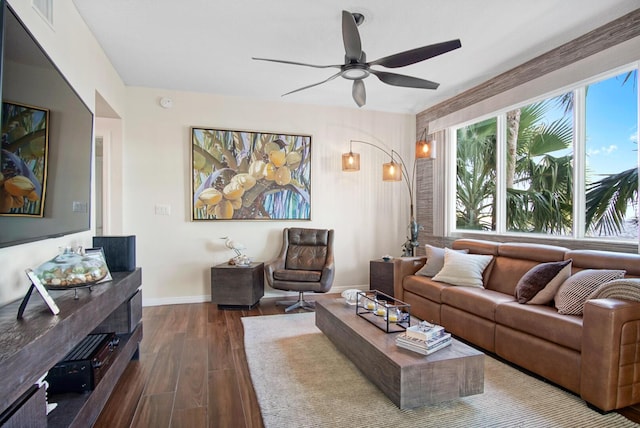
[401,220,420,257]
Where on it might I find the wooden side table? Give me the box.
[369,259,398,297]
[211,262,264,309]
[370,257,424,298]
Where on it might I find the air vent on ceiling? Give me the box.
[32,0,53,25]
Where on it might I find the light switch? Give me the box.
[155,204,171,216]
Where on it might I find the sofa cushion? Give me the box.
[415,245,469,277]
[515,260,572,304]
[496,303,582,352]
[587,278,640,302]
[496,302,583,351]
[555,269,626,315]
[273,269,321,282]
[432,249,493,288]
[441,286,515,321]
[565,249,640,277]
[403,275,449,303]
[485,243,569,295]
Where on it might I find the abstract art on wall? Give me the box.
[1,102,49,217]
[191,128,311,220]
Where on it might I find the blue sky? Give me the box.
[585,70,638,178]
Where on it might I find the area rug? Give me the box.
[242,312,638,428]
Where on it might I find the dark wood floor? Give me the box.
[93,296,309,428]
[94,296,640,427]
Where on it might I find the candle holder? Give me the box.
[356,290,411,333]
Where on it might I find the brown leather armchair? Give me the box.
[265,228,335,312]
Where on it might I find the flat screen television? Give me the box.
[0,2,93,248]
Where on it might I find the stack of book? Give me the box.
[396,321,452,355]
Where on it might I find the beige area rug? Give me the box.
[242,312,638,428]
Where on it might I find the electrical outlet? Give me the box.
[155,204,171,216]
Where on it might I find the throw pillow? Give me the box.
[415,245,469,277]
[527,260,573,305]
[431,248,493,288]
[555,269,626,315]
[587,278,640,302]
[514,260,572,304]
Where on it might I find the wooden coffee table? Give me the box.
[315,298,484,409]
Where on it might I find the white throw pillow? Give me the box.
[415,245,469,277]
[431,248,493,288]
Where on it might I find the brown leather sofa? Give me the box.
[392,238,640,412]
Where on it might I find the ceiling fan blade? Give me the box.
[252,57,341,69]
[281,71,343,97]
[342,10,362,62]
[370,69,439,89]
[369,39,462,68]
[352,79,366,107]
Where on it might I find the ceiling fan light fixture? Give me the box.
[252,10,461,107]
[342,67,370,80]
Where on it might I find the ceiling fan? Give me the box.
[252,10,461,107]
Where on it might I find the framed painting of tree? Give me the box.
[1,102,49,217]
[191,128,311,220]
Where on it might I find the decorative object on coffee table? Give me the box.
[210,262,264,309]
[356,290,410,333]
[395,321,452,355]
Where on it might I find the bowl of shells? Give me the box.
[34,247,112,289]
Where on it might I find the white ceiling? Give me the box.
[72,1,639,114]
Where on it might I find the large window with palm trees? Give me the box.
[456,118,497,231]
[452,67,638,242]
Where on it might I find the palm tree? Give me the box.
[586,167,638,235]
[505,100,574,233]
[554,70,638,236]
[458,84,638,237]
[456,99,574,233]
[456,118,497,230]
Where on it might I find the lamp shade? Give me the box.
[416,139,435,159]
[342,151,360,171]
[382,161,402,181]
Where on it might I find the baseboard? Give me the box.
[142,295,211,307]
[142,284,370,307]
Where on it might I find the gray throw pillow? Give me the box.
[415,245,469,277]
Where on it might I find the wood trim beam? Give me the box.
[417,8,640,123]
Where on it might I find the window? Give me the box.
[584,71,638,239]
[456,118,497,231]
[505,95,574,235]
[451,67,638,242]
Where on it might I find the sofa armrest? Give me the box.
[392,257,427,301]
[581,298,640,411]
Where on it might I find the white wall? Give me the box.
[0,0,416,307]
[123,88,415,305]
[0,0,126,305]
